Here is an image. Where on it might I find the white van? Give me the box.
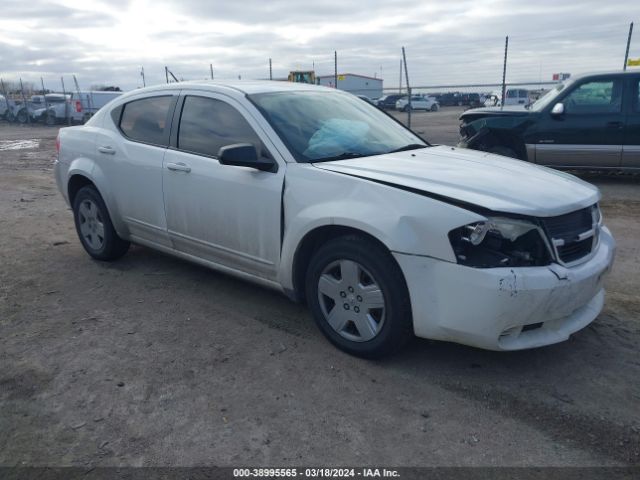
[483,89,529,107]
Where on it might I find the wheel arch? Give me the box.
[66,167,128,239]
[469,127,528,160]
[289,224,398,303]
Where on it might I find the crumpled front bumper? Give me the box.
[393,226,616,350]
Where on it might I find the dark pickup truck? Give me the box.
[459,70,640,171]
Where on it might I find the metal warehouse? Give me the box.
[317,73,383,99]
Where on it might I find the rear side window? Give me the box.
[119,96,172,145]
[177,96,263,158]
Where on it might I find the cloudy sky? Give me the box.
[0,0,638,92]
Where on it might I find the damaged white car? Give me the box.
[54,81,615,357]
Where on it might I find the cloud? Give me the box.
[0,0,637,91]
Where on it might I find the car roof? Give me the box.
[574,70,640,80]
[123,80,336,97]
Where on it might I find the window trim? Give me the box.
[114,94,178,148]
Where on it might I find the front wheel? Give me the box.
[45,112,57,126]
[305,235,413,358]
[431,104,439,112]
[488,145,519,159]
[72,185,130,261]
[402,105,410,112]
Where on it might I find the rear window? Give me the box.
[119,96,172,145]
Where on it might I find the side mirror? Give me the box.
[218,143,276,172]
[551,102,564,116]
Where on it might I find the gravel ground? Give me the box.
[0,120,639,468]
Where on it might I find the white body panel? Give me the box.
[55,80,615,351]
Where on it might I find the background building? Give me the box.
[317,73,383,99]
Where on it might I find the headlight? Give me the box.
[448,217,552,268]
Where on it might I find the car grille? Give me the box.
[540,206,597,265]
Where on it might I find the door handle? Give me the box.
[166,162,191,173]
[606,121,623,129]
[98,145,116,154]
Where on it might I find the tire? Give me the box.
[488,145,519,159]
[431,104,439,112]
[305,234,413,358]
[402,105,410,112]
[45,112,57,126]
[16,109,28,124]
[72,185,130,261]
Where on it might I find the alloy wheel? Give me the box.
[317,259,386,342]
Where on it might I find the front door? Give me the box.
[162,92,285,280]
[535,77,624,168]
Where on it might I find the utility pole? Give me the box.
[269,58,273,80]
[402,47,411,129]
[501,36,509,111]
[19,78,30,125]
[334,51,338,89]
[210,64,214,80]
[61,77,70,126]
[165,66,169,84]
[141,66,146,87]
[624,22,634,71]
[399,59,403,94]
[41,78,50,125]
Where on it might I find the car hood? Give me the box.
[312,146,599,217]
[460,105,530,119]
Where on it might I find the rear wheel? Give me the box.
[16,109,28,124]
[72,185,130,261]
[305,235,413,358]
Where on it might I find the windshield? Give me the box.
[529,80,573,111]
[249,90,427,163]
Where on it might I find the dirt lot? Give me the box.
[1,118,639,468]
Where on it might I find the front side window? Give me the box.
[119,96,172,145]
[177,96,263,158]
[564,80,622,114]
[250,90,426,163]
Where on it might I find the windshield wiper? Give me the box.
[312,152,367,163]
[387,143,427,153]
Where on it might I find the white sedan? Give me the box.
[395,95,439,112]
[54,81,615,358]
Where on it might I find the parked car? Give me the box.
[0,95,7,119]
[55,81,615,358]
[459,70,640,170]
[395,95,439,112]
[375,94,404,109]
[356,94,375,105]
[34,91,123,125]
[466,93,482,107]
[437,92,466,106]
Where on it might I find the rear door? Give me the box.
[94,92,178,247]
[622,74,640,169]
[534,76,624,168]
[162,91,285,279]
